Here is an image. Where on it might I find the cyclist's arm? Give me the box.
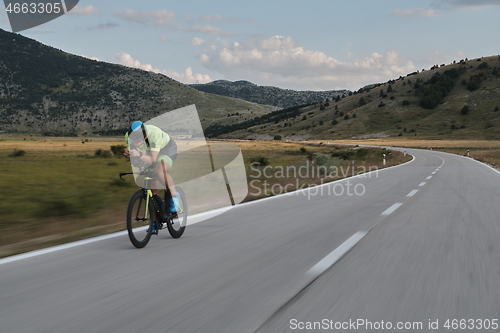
[129,149,159,164]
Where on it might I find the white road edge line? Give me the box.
[1,153,417,264]
[381,203,403,216]
[419,182,426,186]
[407,190,418,197]
[0,231,129,266]
[307,231,368,276]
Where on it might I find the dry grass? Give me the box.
[325,138,500,168]
[332,138,500,149]
[0,138,410,257]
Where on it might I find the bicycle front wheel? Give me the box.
[166,186,187,238]
[127,190,155,248]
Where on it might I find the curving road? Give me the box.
[1,148,500,332]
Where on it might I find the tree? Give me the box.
[387,84,393,93]
[359,97,366,106]
[461,105,469,115]
[467,75,481,91]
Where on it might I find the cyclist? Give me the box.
[124,121,180,215]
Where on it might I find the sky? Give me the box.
[1,0,500,91]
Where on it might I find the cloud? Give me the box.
[168,67,212,84]
[200,14,240,22]
[390,8,440,17]
[192,37,205,46]
[431,0,500,9]
[82,55,100,61]
[177,24,233,36]
[113,9,175,26]
[87,22,119,30]
[196,35,416,90]
[114,52,211,84]
[68,5,98,15]
[161,35,167,42]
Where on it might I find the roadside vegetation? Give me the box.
[340,138,500,169]
[0,137,410,257]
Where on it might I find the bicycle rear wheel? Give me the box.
[127,190,155,248]
[166,186,187,238]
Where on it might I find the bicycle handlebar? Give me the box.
[119,171,157,181]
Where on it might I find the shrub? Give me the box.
[359,97,366,106]
[467,75,481,91]
[314,153,330,166]
[494,106,499,112]
[344,114,350,120]
[461,105,469,115]
[355,148,368,159]
[331,119,338,125]
[402,100,410,106]
[478,62,489,70]
[8,149,26,157]
[319,120,324,126]
[299,147,307,154]
[273,135,282,140]
[95,149,113,158]
[110,145,126,156]
[250,156,270,166]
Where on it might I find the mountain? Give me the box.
[206,56,500,140]
[190,80,349,109]
[0,29,273,136]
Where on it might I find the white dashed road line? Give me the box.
[307,231,368,276]
[407,190,418,197]
[381,203,403,216]
[426,176,432,179]
[419,182,426,186]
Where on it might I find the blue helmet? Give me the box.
[127,121,144,134]
[127,121,147,143]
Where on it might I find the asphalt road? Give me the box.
[1,148,500,333]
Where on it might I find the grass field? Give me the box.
[0,137,410,257]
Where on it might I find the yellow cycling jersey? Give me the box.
[124,124,171,152]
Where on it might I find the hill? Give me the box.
[207,56,500,141]
[190,80,349,109]
[0,29,273,136]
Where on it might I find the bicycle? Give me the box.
[119,171,187,248]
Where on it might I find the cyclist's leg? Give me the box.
[155,155,176,196]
